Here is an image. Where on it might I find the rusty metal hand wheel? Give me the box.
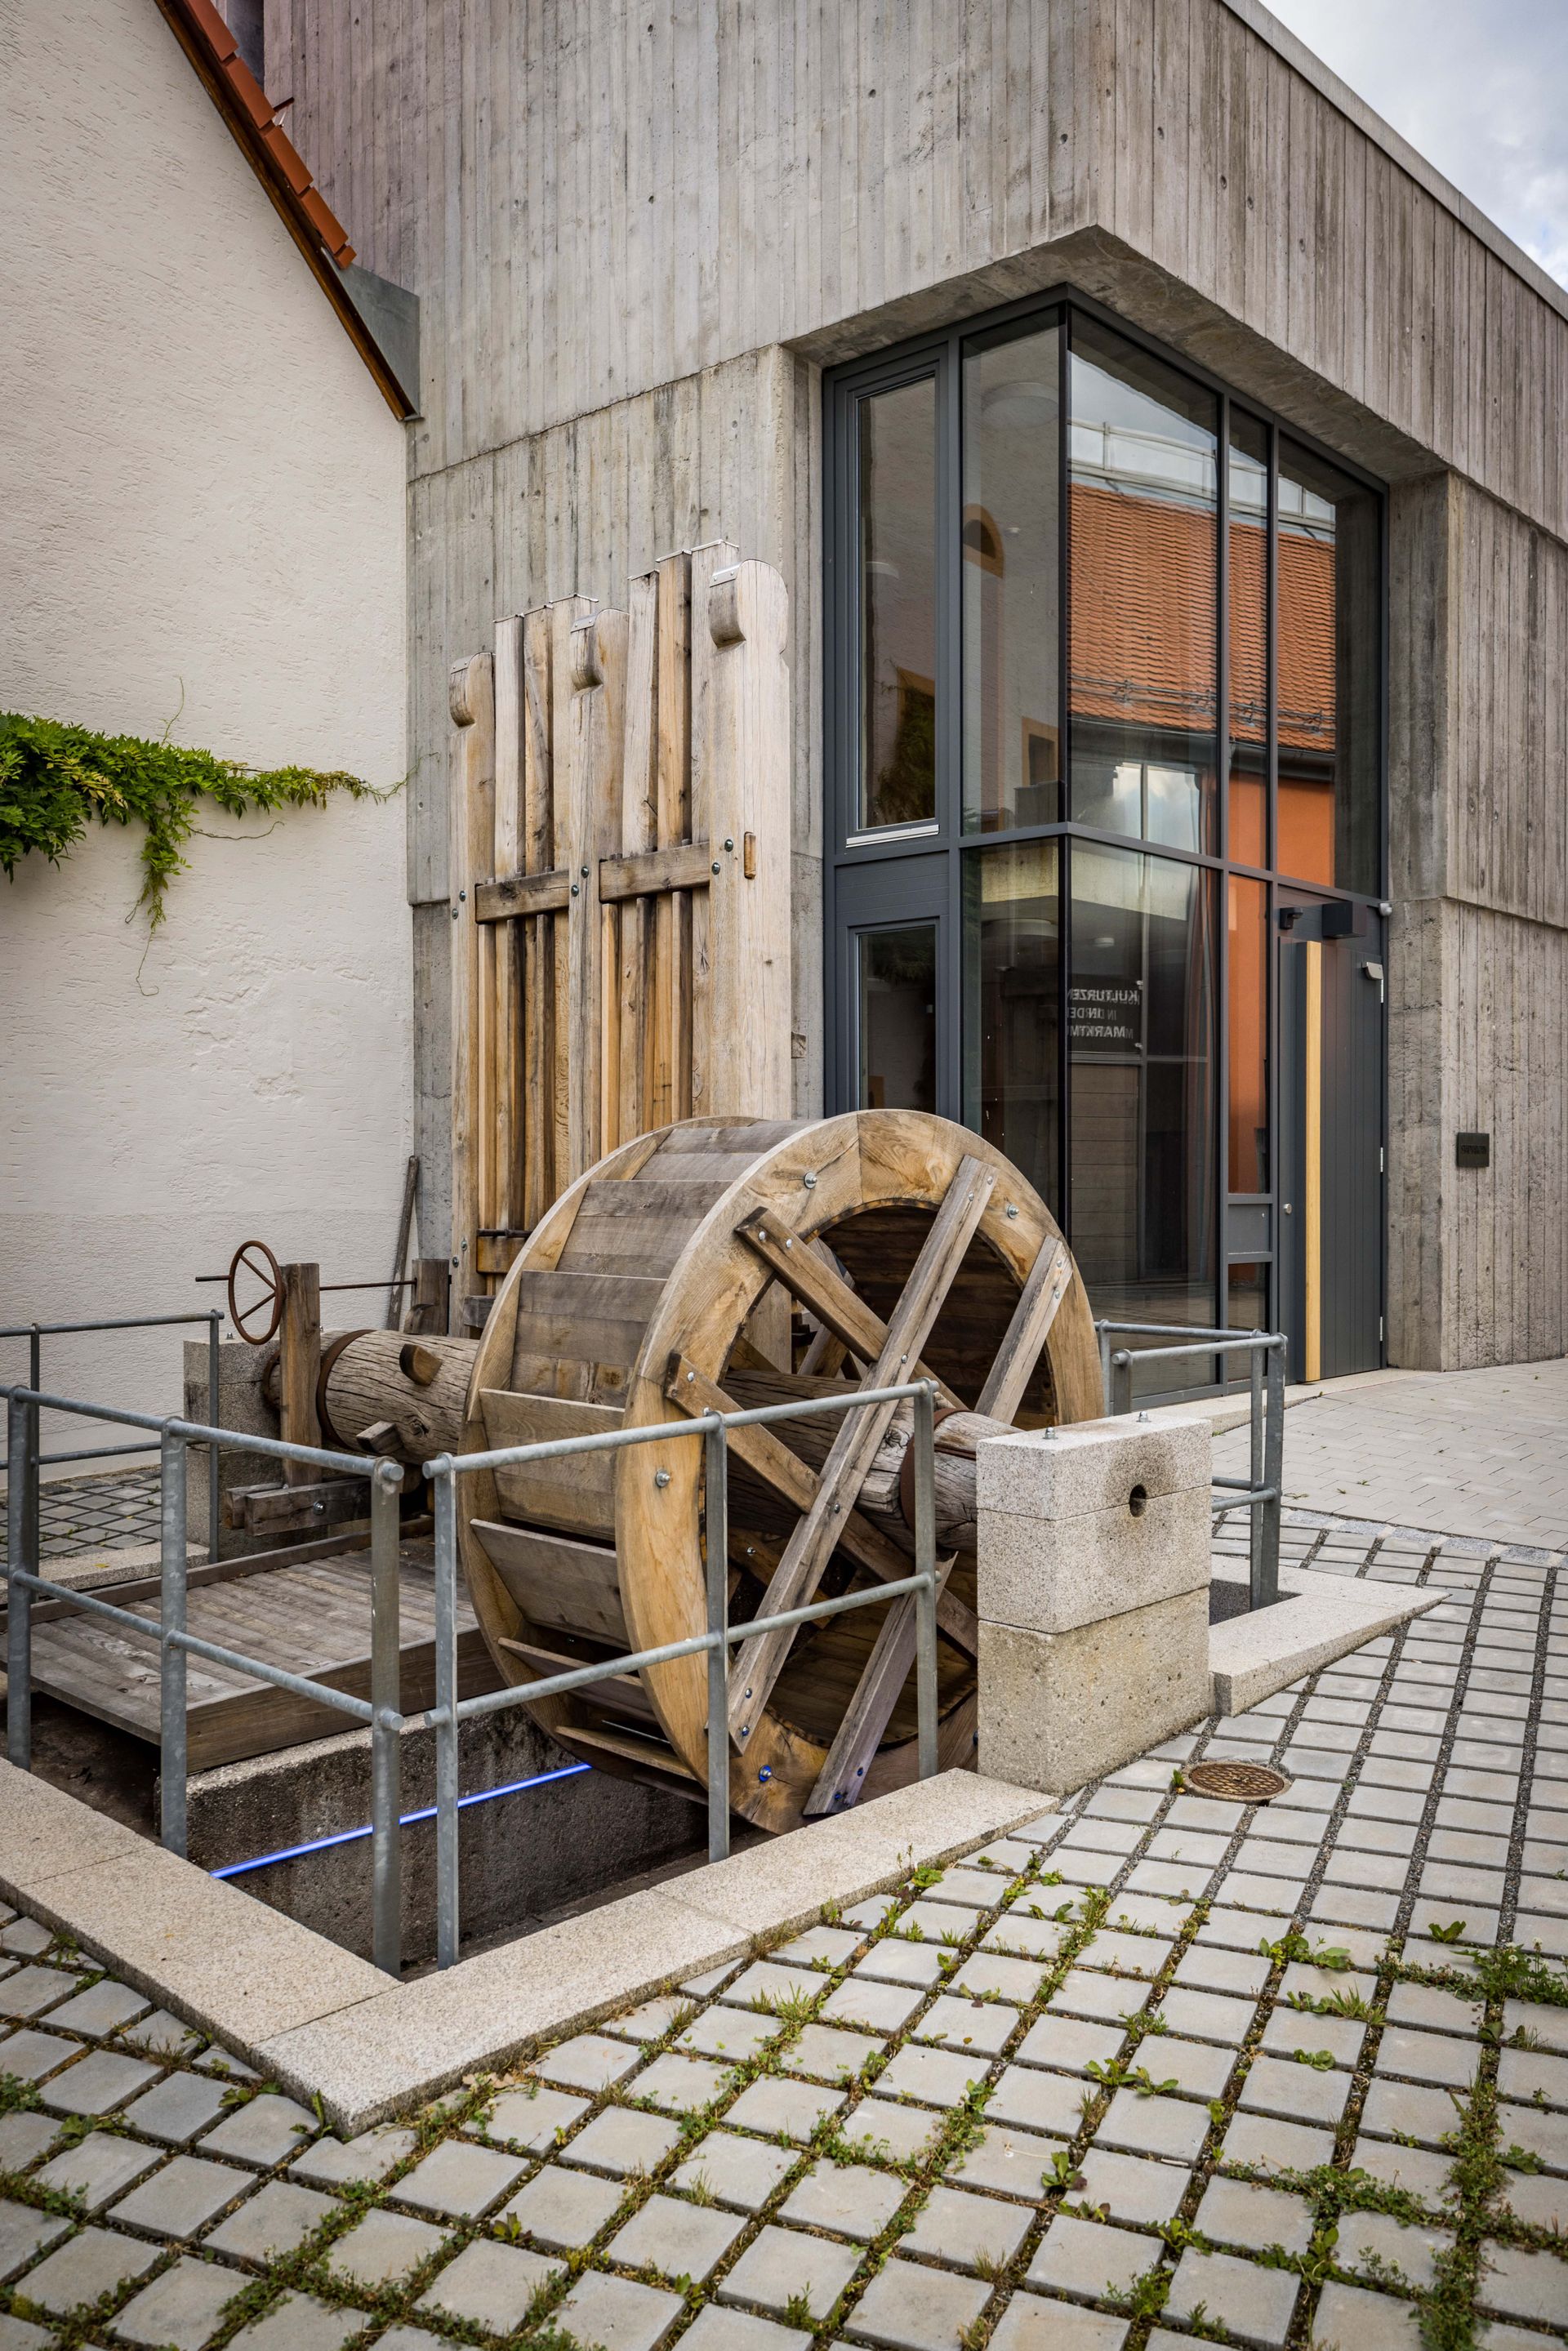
[228,1240,283,1344]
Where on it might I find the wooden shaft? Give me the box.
[278,1262,322,1486]
[321,1329,480,1463]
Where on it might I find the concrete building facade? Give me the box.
[270,0,1568,1379]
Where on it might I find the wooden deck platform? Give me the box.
[17,1538,502,1772]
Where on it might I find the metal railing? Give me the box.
[2,1378,942,1984]
[1,1314,223,1565]
[1095,1320,1285,1612]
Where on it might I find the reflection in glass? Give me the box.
[858,925,936,1111]
[1069,321,1218,854]
[963,842,1061,1213]
[859,380,938,831]
[1069,846,1217,1366]
[1227,876,1268,1195]
[1227,1262,1268,1334]
[1276,439,1381,895]
[1228,414,1268,867]
[961,322,1061,833]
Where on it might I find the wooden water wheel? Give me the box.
[455,1110,1102,1833]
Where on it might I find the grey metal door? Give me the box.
[1277,895,1385,1382]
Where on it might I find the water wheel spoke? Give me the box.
[724,1154,996,1748]
[735,1210,964,1409]
[804,1552,958,1816]
[974,1237,1075,1421]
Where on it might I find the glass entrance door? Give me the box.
[833,854,953,1118]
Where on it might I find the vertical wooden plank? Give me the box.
[618,570,662,1144]
[652,550,693,1127]
[549,596,594,1197]
[448,649,494,1328]
[564,607,630,1182]
[492,615,525,1265]
[687,539,740,1115]
[703,559,794,1120]
[521,604,555,1231]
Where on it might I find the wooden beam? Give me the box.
[663,1355,977,1656]
[804,1552,959,1816]
[224,1475,366,1535]
[974,1239,1074,1423]
[734,1210,963,1409]
[598,841,713,902]
[474,868,571,921]
[726,1155,996,1748]
[278,1260,322,1486]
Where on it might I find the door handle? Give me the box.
[1361,959,1385,1003]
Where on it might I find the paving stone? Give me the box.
[1475,2240,1568,2326]
[1498,2046,1568,2105]
[0,2199,68,2284]
[1309,2282,1423,2351]
[291,2124,418,2185]
[902,2180,1030,2270]
[672,2129,800,2210]
[920,1866,1008,1911]
[1049,1971,1152,2027]
[324,2206,448,2288]
[1222,1869,1304,1914]
[199,2091,316,2167]
[915,1993,1018,2056]
[416,2236,562,2328]
[849,2255,991,2347]
[722,1960,826,2010]
[1239,2053,1351,2125]
[603,1993,691,2043]
[846,2097,947,2162]
[876,2042,989,2107]
[986,2064,1085,2138]
[630,2050,730,2113]
[856,1939,949,1988]
[226,2290,372,2349]
[989,2300,1133,2351]
[1157,1986,1258,2045]
[607,2190,746,2280]
[677,2005,780,2062]
[0,2113,56,2174]
[212,2177,341,2264]
[14,2221,160,2310]
[972,1837,1043,1873]
[718,2224,861,2322]
[1348,2135,1455,2206]
[684,1961,742,1995]
[775,1923,865,1969]
[891,1898,983,1942]
[1386,1983,1482,2033]
[1193,2173,1313,2255]
[1313,1885,1402,1931]
[482,2082,590,2150]
[1013,2013,1125,2075]
[1025,2212,1159,2301]
[1071,2145,1189,2224]
[1167,2244,1298,2345]
[120,2008,203,2059]
[501,2161,626,2249]
[949,2123,1070,2202]
[44,1979,149,2037]
[554,2269,684,2349]
[194,2046,257,2081]
[681,2311,810,2351]
[1360,2078,1467,2148]
[559,2104,683,2178]
[0,1965,87,2019]
[783,2021,885,2082]
[1098,2086,1209,2161]
[1147,1828,1230,1868]
[1066,1819,1147,1857]
[1125,1859,1213,1899]
[112,2152,253,2238]
[982,1910,1075,1961]
[394,2135,528,2219]
[821,1977,925,2034]
[0,1924,55,1960]
[1378,2025,1483,2089]
[1078,1928,1174,1977]
[114,2254,242,2349]
[725,2073,845,2139]
[534,2030,644,2092]
[950,1952,1045,2005]
[1503,1998,1568,2055]
[780,2161,906,2239]
[1218,2112,1336,2172]
[34,2129,161,2211]
[38,2046,159,2116]
[1144,2033,1236,2098]
[1174,1944,1272,1997]
[1499,2165,1568,2229]
[1261,2007,1365,2066]
[1337,2208,1446,2290]
[1496,2099,1568,2174]
[0,2028,74,2082]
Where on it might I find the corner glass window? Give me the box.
[1069,321,1218,856]
[858,378,938,833]
[1227,412,1269,869]
[1277,439,1381,896]
[961,322,1061,835]
[857,924,937,1111]
[962,841,1061,1213]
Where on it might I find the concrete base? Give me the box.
[1209,1567,1440,1715]
[976,1587,1210,1797]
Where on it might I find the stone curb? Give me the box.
[1209,1569,1440,1713]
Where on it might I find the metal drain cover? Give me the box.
[1184,1760,1290,1803]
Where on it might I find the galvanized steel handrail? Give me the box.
[2,1374,942,1984]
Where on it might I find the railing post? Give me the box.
[1248,1330,1264,1602]
[25,1332,41,1579]
[433,1463,461,1969]
[913,1383,938,1782]
[704,1418,730,1863]
[7,1393,35,1769]
[206,1311,221,1565]
[1254,1338,1285,1611]
[160,1427,188,1856]
[1111,1347,1134,1418]
[1098,1321,1113,1416]
[370,1461,403,1977]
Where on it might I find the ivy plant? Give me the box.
[0,710,397,931]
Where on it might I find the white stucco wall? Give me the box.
[0,0,411,1476]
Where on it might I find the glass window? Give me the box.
[963,841,1061,1213]
[961,321,1061,834]
[1277,439,1381,896]
[858,925,937,1111]
[1227,413,1268,868]
[1069,845,1217,1343]
[858,379,938,832]
[1227,1262,1268,1334]
[1069,321,1218,855]
[1227,875,1268,1195]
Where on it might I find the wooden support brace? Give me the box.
[733,1211,963,1409]
[974,1239,1074,1422]
[278,1261,322,1486]
[804,1551,959,1816]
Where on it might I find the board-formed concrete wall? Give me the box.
[276,0,1568,1370]
[0,0,411,1467]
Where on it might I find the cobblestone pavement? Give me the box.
[4,1530,1568,2348]
[0,1471,163,1570]
[1214,1360,1568,1550]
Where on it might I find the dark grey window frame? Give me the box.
[822,285,1390,1360]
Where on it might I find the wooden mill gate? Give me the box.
[447,541,792,1325]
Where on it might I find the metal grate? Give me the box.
[1184,1759,1290,1803]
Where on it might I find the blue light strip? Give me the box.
[208,1761,592,1881]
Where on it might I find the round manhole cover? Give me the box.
[1184,1760,1291,1803]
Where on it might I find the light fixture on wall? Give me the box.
[982,381,1055,431]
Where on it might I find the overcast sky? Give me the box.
[1267,0,1568,287]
